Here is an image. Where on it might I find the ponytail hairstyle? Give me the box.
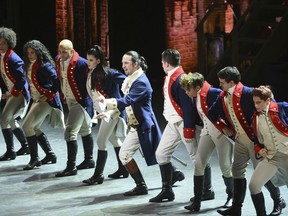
[125,51,148,72]
[87,45,109,91]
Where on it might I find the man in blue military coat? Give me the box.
[97,50,161,196]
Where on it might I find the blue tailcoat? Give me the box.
[56,51,93,118]
[102,69,126,98]
[167,67,196,138]
[31,61,62,110]
[253,101,288,157]
[208,82,255,139]
[99,68,126,119]
[116,73,161,166]
[197,81,225,131]
[0,50,30,102]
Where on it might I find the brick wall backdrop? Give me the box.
[55,0,248,71]
[100,0,109,60]
[56,0,98,56]
[162,0,240,72]
[55,0,68,47]
[164,0,198,72]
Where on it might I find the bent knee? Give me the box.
[22,125,34,137]
[249,180,261,194]
[119,150,132,165]
[194,162,205,176]
[155,151,170,165]
[64,127,77,141]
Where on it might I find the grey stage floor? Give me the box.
[0,120,287,216]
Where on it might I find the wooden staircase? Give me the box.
[203,0,288,89]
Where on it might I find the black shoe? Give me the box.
[23,158,41,170]
[269,197,286,216]
[190,190,215,202]
[0,151,16,161]
[149,190,175,202]
[172,170,185,185]
[76,159,95,170]
[55,167,77,177]
[82,175,104,185]
[108,168,129,179]
[223,196,233,208]
[16,145,30,156]
[123,185,148,196]
[217,206,241,216]
[184,201,201,212]
[41,154,57,165]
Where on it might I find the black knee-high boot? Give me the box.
[77,134,95,169]
[37,133,57,164]
[217,178,246,216]
[13,128,29,156]
[202,164,215,199]
[23,135,41,170]
[264,180,286,216]
[171,164,185,185]
[108,147,129,179]
[251,192,267,216]
[0,128,16,161]
[190,164,215,202]
[223,176,233,207]
[55,140,78,177]
[82,150,107,185]
[123,159,148,196]
[149,163,175,202]
[184,175,204,212]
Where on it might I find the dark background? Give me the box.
[0,0,57,56]
[0,0,167,127]
[108,0,166,128]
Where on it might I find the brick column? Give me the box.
[165,0,198,72]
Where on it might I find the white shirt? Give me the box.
[27,61,41,100]
[258,107,288,158]
[163,66,182,123]
[121,68,143,126]
[0,53,4,73]
[226,85,247,138]
[60,56,75,101]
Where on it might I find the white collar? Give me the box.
[227,85,236,95]
[167,66,179,77]
[128,68,144,82]
[121,68,144,92]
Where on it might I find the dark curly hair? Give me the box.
[87,45,110,91]
[0,27,17,49]
[23,40,55,71]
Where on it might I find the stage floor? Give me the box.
[0,118,287,216]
